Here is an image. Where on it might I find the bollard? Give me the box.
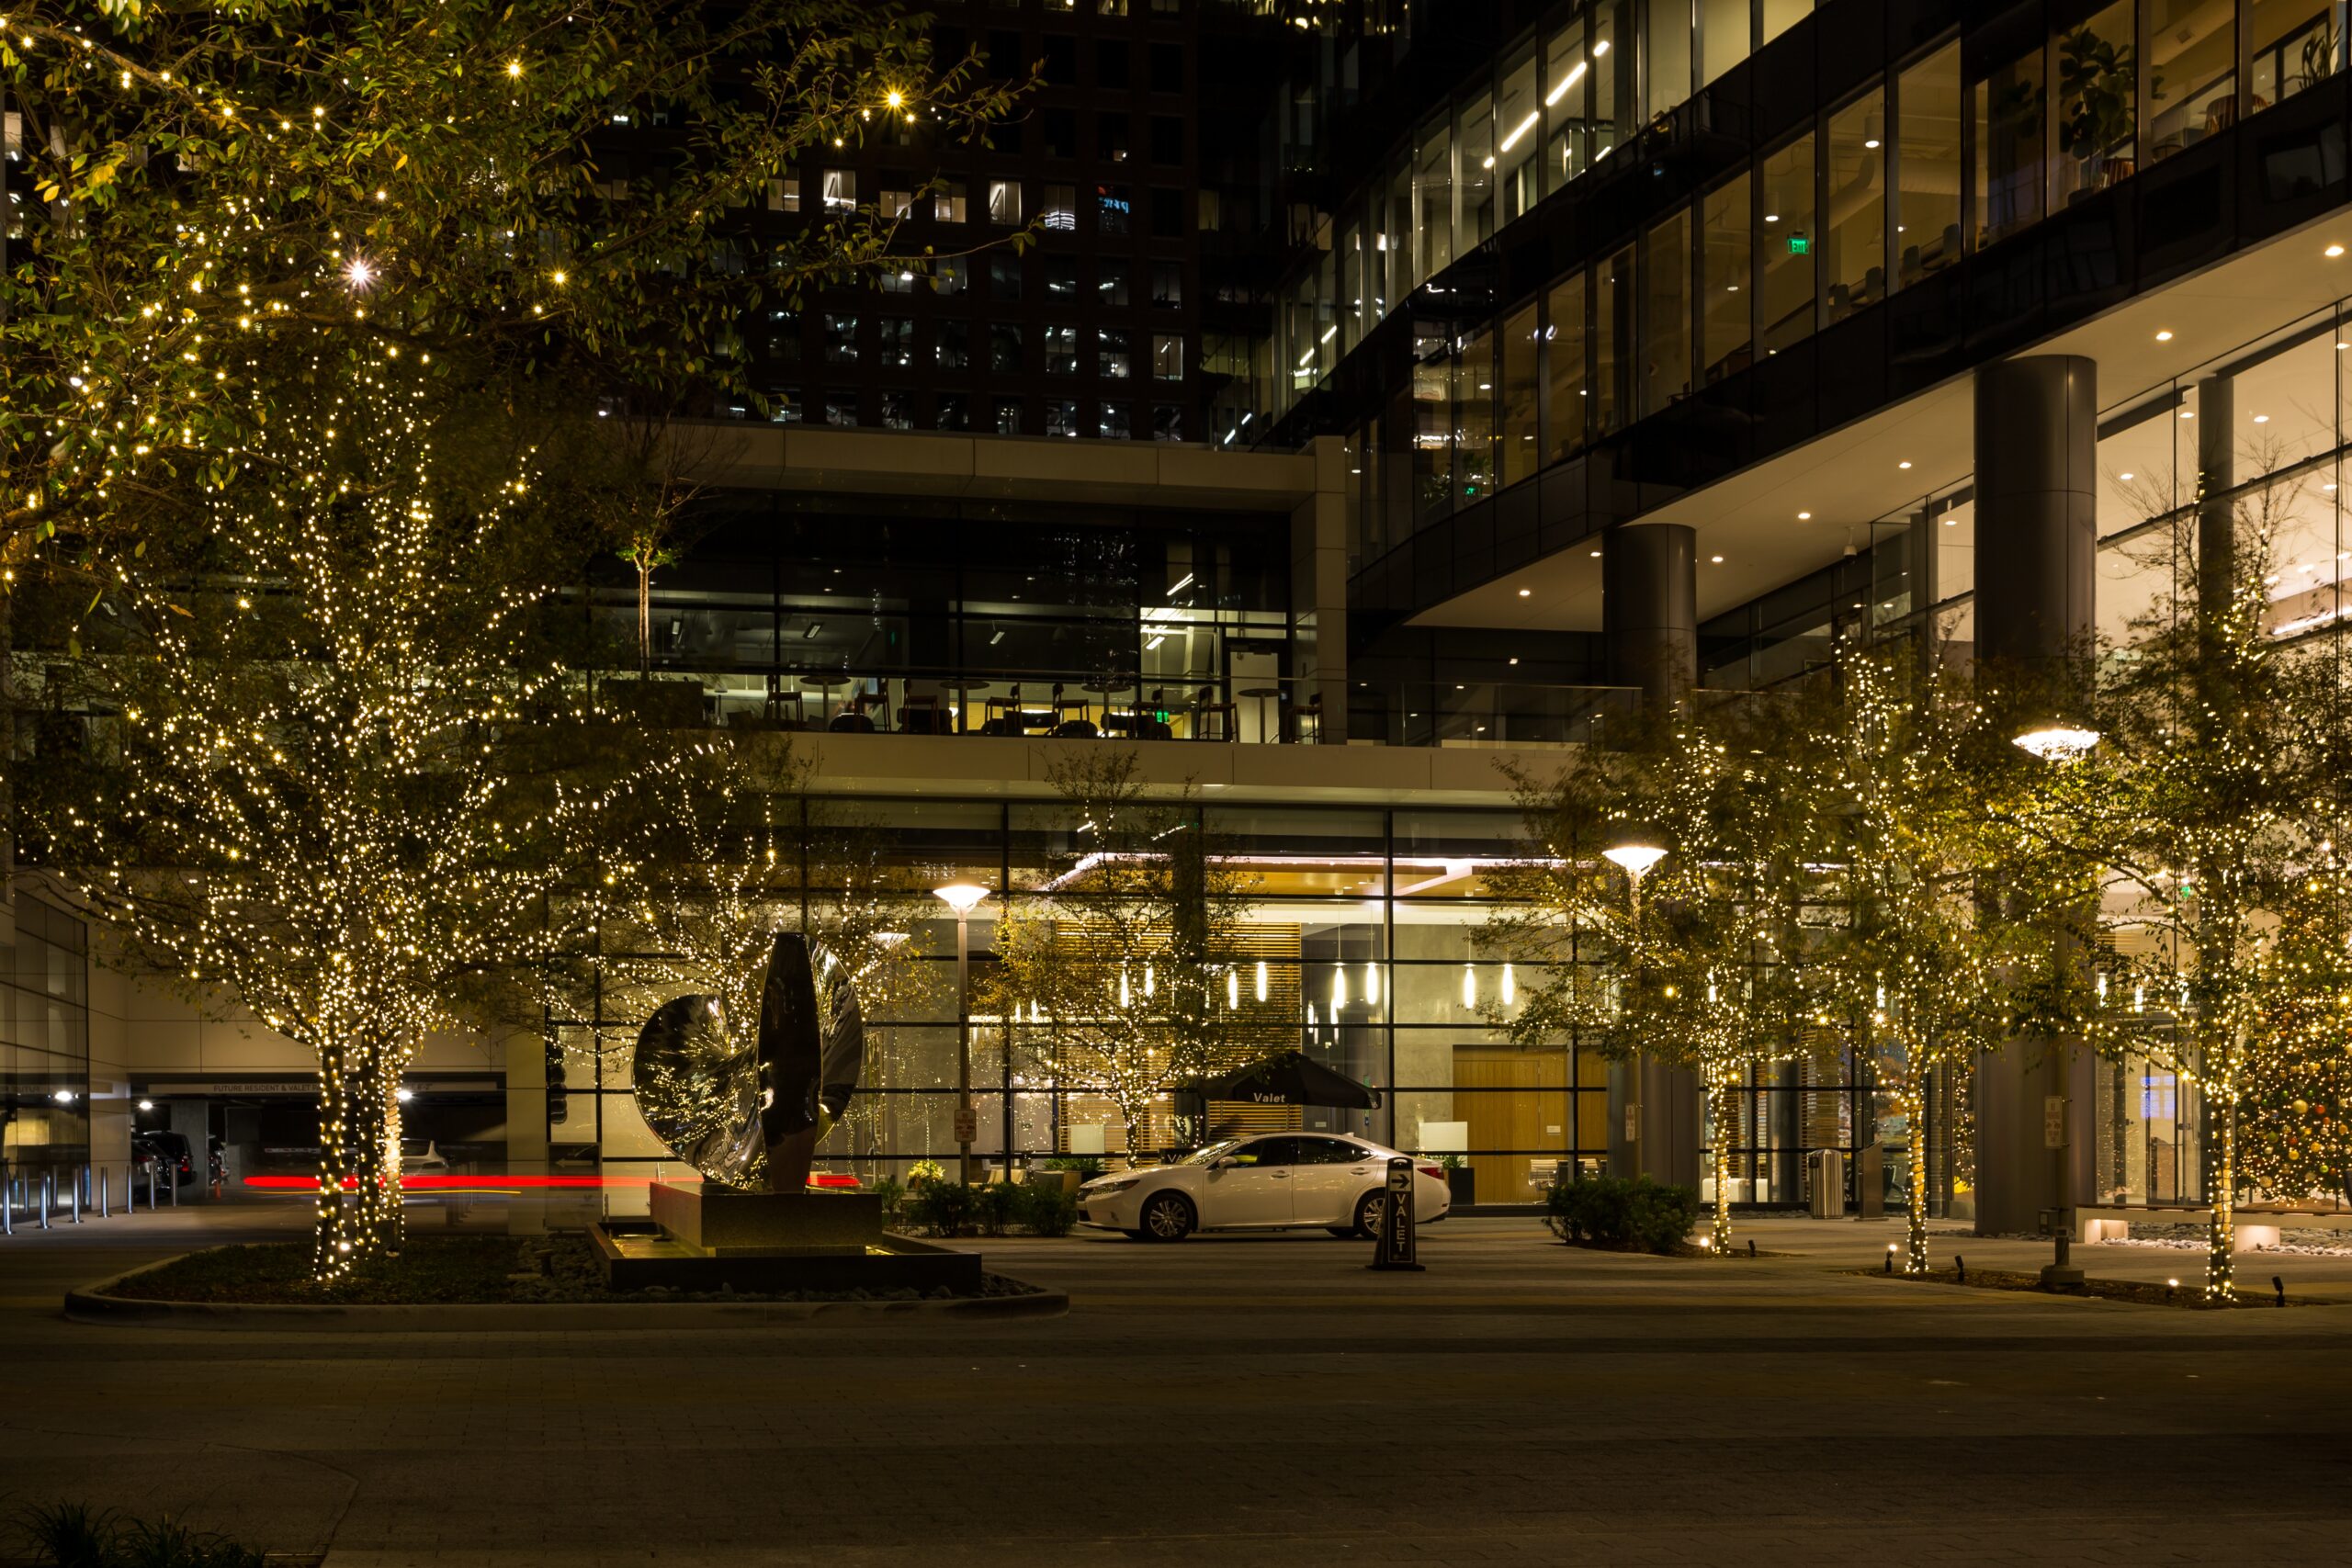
[40,1172,53,1231]
[1367,1156,1425,1272]
[98,1165,109,1219]
[68,1168,81,1224]
[1,1171,12,1237]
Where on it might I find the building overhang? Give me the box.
[1408,209,2352,634]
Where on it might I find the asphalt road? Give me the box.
[3,1203,2348,1566]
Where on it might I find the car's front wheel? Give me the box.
[1137,1190,1195,1242]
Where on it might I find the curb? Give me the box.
[62,1252,1069,1331]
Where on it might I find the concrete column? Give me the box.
[1973,356,2098,670]
[1289,435,1351,742]
[1601,523,1702,1190]
[168,1099,209,1201]
[1972,355,2099,1236]
[1602,524,1698,706]
[2194,372,2236,633]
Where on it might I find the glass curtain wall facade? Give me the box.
[1282,0,1818,401]
[558,796,1883,1213]
[0,898,94,1180]
[1335,2,2352,568]
[1696,295,2352,1209]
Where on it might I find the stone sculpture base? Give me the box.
[587,1182,979,1295]
[649,1182,881,1256]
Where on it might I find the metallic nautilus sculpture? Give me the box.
[631,932,865,1191]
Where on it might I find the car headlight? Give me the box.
[1083,1177,1140,1196]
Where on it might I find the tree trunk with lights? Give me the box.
[2205,1087,2237,1302]
[1897,1075,1929,1273]
[1706,1065,1737,1255]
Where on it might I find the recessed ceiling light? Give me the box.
[1518,587,1532,597]
[1509,657,1520,665]
[2155,330,2174,342]
[1941,516,1958,526]
[1589,548,1601,558]
[1798,511,1813,520]
[1898,460,1913,470]
[2120,471,2135,480]
[1710,554,1724,563]
[2254,413,2270,423]
[2329,243,2346,258]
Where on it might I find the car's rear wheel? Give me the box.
[1351,1190,1388,1239]
[1138,1190,1195,1242]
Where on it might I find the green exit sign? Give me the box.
[1787,233,1810,255]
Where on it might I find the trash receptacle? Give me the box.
[1807,1148,1845,1219]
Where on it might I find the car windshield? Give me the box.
[1177,1139,1243,1167]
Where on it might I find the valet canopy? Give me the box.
[1183,1051,1382,1111]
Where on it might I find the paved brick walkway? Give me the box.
[3,1204,2348,1565]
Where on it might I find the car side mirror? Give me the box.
[1209,1156,1237,1170]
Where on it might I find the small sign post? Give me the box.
[1368,1156,1424,1272]
[2042,1095,2067,1150]
[953,1102,977,1146]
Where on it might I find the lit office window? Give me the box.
[767,176,800,213]
[1973,43,2044,247]
[2253,2,2344,111]
[1895,43,1963,291]
[1102,325,1139,382]
[1544,272,1589,460]
[1825,87,1886,325]
[1701,0,1749,85]
[821,170,856,209]
[1700,172,1751,384]
[1497,47,1543,225]
[1594,244,1634,436]
[1499,301,1541,489]
[988,179,1023,224]
[1758,132,1816,355]
[2052,3,2135,209]
[2149,0,2237,154]
[1645,0,1691,120]
[1641,208,1691,417]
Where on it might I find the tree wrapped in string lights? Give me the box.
[2240,849,2352,1206]
[983,750,1263,1160]
[1807,646,2033,1275]
[29,355,645,1280]
[2007,471,2338,1302]
[1,0,1023,569]
[1489,700,1813,1254]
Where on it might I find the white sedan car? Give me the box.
[1078,1133,1451,1242]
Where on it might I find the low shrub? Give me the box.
[971,1181,1022,1237]
[1039,1154,1107,1180]
[1017,1182,1079,1236]
[866,1176,906,1224]
[1544,1175,1701,1254]
[15,1502,265,1568]
[904,1179,974,1237]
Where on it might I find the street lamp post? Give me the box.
[933,883,990,1186]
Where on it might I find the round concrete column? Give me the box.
[1973,356,2098,668]
[1972,355,2099,1238]
[1600,523,1702,1191]
[1602,524,1698,708]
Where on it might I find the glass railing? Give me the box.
[590,666,1641,749]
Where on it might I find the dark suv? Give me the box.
[131,1131,197,1190]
